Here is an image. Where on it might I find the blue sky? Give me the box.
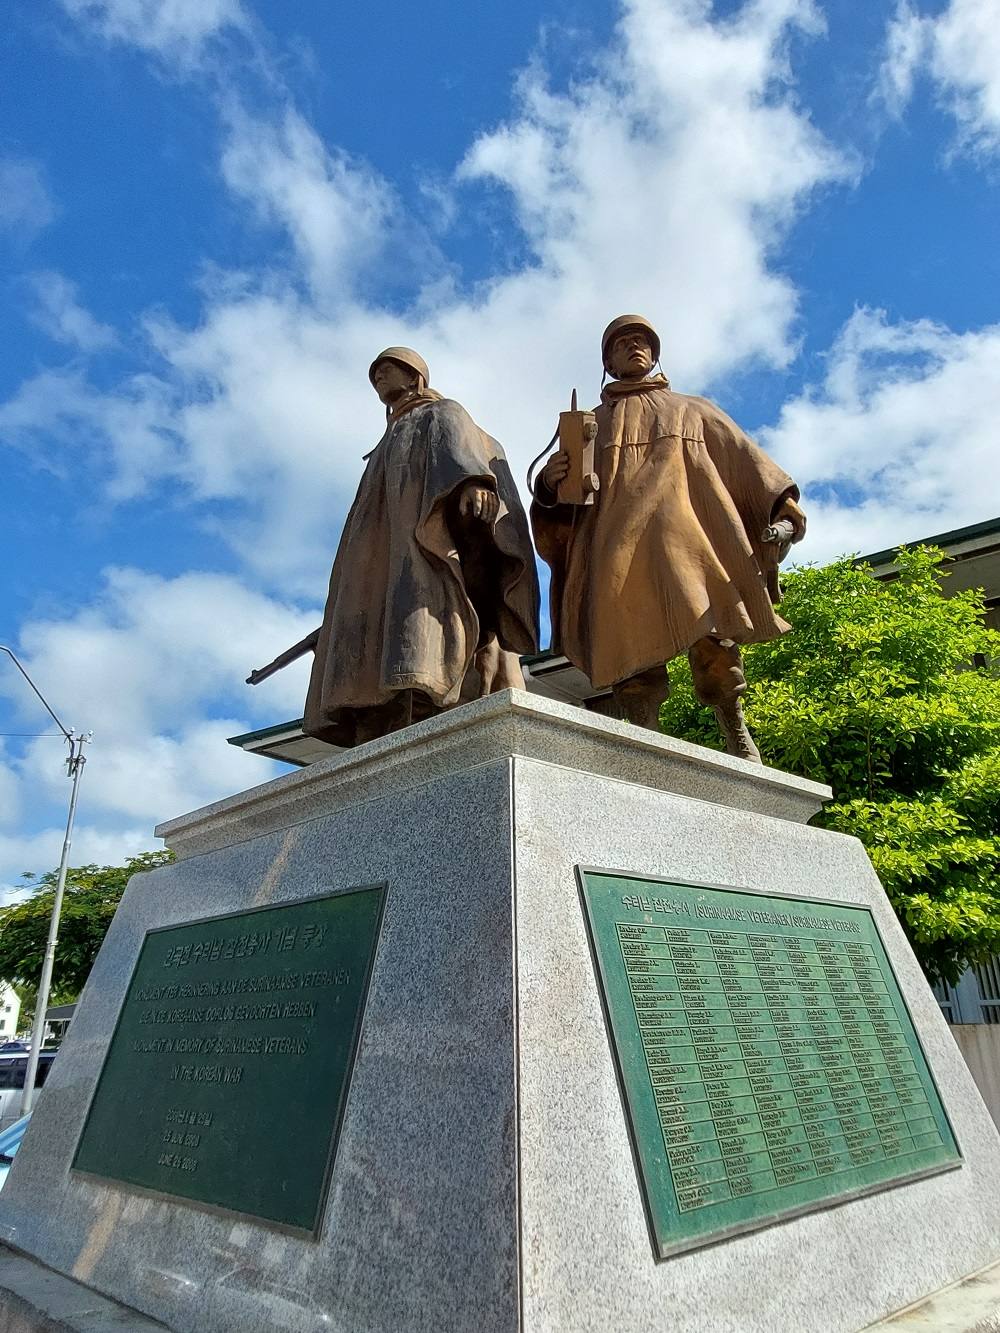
[1,0,999,894]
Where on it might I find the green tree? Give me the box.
[0,851,174,1004]
[659,547,1000,984]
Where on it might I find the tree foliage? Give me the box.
[0,851,174,1001]
[659,547,1000,984]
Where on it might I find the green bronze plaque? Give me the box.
[579,871,961,1258]
[73,886,385,1235]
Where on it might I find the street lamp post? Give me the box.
[0,647,90,1116]
[20,730,89,1114]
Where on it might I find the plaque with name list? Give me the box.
[579,870,961,1259]
[73,886,385,1235]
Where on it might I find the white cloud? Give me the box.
[27,272,117,353]
[880,0,1000,154]
[0,158,56,236]
[0,755,22,830]
[7,0,850,597]
[453,0,845,390]
[0,567,316,880]
[59,0,248,68]
[879,3,926,116]
[0,825,153,905]
[38,719,265,825]
[11,567,318,744]
[219,105,398,304]
[0,367,178,499]
[760,307,1000,561]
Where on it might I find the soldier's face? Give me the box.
[372,359,418,405]
[608,331,654,379]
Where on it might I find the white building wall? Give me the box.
[0,984,21,1041]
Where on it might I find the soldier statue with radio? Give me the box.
[530,314,806,762]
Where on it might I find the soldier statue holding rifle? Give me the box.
[249,347,538,746]
[530,314,806,762]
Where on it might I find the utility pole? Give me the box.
[0,647,91,1116]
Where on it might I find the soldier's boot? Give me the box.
[688,636,762,764]
[711,699,762,763]
[612,665,669,732]
[473,636,526,696]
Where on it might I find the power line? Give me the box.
[0,648,72,741]
[0,733,66,738]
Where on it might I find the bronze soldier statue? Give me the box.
[531,315,806,761]
[250,347,539,747]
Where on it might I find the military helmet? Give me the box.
[601,315,660,371]
[368,346,430,387]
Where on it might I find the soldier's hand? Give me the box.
[540,451,571,494]
[458,483,500,524]
[774,496,807,543]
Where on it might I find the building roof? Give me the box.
[855,515,1000,628]
[857,516,1000,569]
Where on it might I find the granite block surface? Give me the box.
[1,761,520,1333]
[156,689,829,858]
[864,1255,1000,1330]
[512,754,1000,1333]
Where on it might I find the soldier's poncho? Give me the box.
[304,395,538,746]
[531,376,798,690]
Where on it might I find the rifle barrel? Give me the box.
[246,628,320,686]
[762,519,795,545]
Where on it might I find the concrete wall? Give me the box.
[951,1025,1000,1132]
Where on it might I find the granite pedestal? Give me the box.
[1,691,999,1332]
